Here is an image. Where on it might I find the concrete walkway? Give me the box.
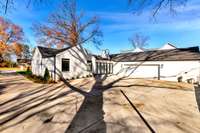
[0,74,200,133]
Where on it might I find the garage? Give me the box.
[118,63,160,79]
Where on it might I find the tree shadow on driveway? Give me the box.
[0,84,6,94]
[65,75,124,133]
[65,76,107,133]
[194,86,200,112]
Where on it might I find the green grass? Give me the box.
[0,67,21,71]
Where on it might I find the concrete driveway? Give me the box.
[0,74,200,133]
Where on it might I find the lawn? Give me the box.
[0,67,22,71]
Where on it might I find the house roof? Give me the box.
[37,46,71,58]
[91,54,111,60]
[17,59,31,64]
[37,45,200,62]
[159,43,177,50]
[110,46,200,62]
[132,47,144,52]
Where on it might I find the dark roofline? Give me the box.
[110,46,200,62]
[111,46,199,55]
[37,45,200,62]
[37,46,73,58]
[165,43,176,48]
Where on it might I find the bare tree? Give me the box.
[22,44,31,59]
[33,0,102,48]
[1,0,188,16]
[128,0,188,17]
[129,33,149,49]
[0,0,47,14]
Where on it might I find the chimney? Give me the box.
[101,49,110,59]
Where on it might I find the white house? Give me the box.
[32,45,94,81]
[32,43,200,83]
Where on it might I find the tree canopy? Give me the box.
[129,0,188,17]
[0,16,25,61]
[34,0,102,48]
[129,33,149,49]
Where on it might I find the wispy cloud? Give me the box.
[1,0,200,51]
[87,0,200,34]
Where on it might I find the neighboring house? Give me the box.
[32,43,200,83]
[17,59,31,70]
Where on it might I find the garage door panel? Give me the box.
[121,65,159,78]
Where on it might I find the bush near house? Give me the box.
[44,68,50,82]
[17,68,55,84]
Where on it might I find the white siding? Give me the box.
[55,45,91,80]
[113,61,200,82]
[31,48,43,76]
[31,48,55,78]
[42,57,55,78]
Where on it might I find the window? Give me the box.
[87,61,92,72]
[108,63,110,74]
[96,62,99,74]
[99,62,102,74]
[62,59,70,72]
[110,63,113,74]
[102,63,105,74]
[105,63,108,74]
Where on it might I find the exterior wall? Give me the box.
[113,61,200,82]
[91,56,96,73]
[31,46,200,83]
[31,48,43,76]
[41,57,55,79]
[31,48,55,78]
[55,45,91,80]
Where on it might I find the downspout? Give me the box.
[158,65,160,80]
[54,55,56,81]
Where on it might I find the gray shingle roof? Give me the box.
[37,46,200,61]
[110,47,200,62]
[37,46,71,58]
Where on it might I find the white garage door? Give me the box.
[121,64,159,79]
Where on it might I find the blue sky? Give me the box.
[1,0,200,54]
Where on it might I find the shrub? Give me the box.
[44,68,50,82]
[26,66,31,71]
[177,76,183,82]
[26,67,32,75]
[17,68,57,84]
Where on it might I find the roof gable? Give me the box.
[159,43,176,50]
[133,47,144,52]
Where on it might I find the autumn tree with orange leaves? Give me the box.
[34,0,102,48]
[0,16,25,61]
